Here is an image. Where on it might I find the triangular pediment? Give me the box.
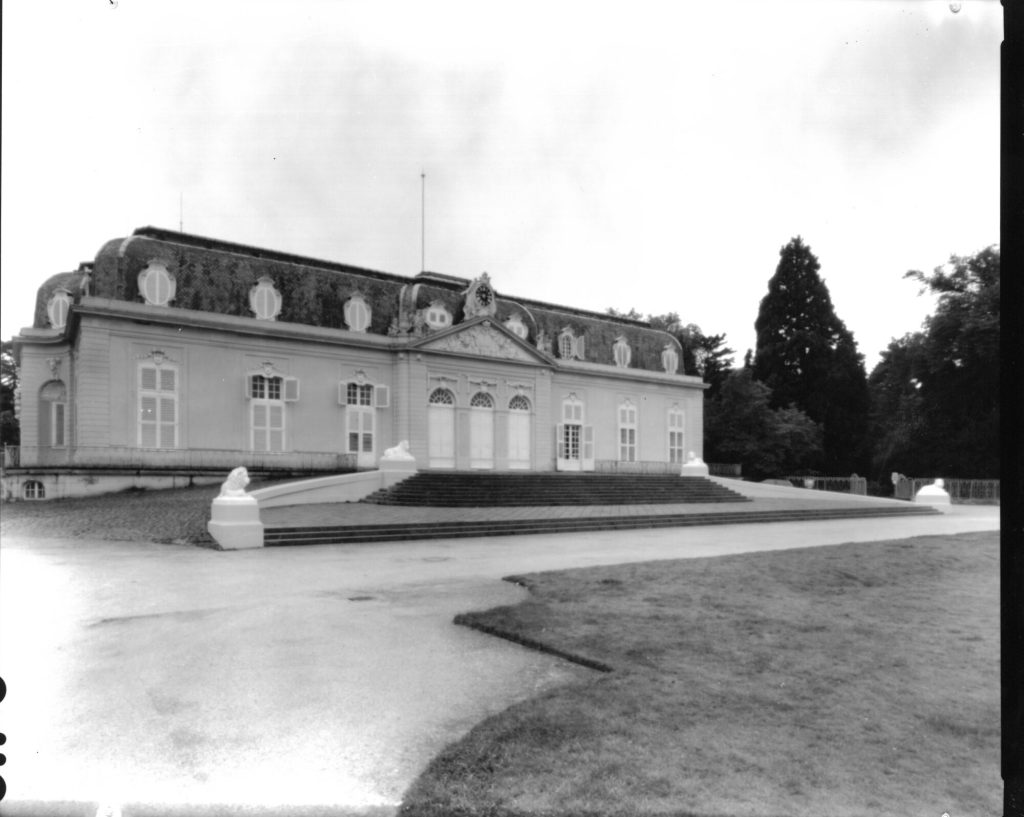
[412,318,553,364]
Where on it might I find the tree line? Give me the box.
[612,237,999,488]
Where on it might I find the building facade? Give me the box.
[8,227,707,499]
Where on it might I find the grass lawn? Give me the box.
[399,532,999,817]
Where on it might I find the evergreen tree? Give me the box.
[753,237,869,473]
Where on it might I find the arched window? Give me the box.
[470,392,494,409]
[23,480,45,500]
[249,276,283,321]
[508,394,531,412]
[429,387,456,405]
[47,290,73,329]
[345,294,372,332]
[137,261,176,307]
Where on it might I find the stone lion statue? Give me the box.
[382,440,415,461]
[219,466,251,497]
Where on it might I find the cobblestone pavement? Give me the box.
[0,484,220,542]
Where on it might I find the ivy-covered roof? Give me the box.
[37,226,683,373]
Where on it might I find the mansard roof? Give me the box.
[32,226,685,375]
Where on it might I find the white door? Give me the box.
[469,392,495,469]
[507,395,531,470]
[346,406,375,468]
[556,422,582,472]
[428,388,456,468]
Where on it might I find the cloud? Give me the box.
[802,4,999,162]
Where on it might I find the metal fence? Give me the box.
[5,445,357,473]
[785,475,868,495]
[893,477,1000,503]
[708,463,742,478]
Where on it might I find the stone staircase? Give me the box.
[361,472,750,507]
[262,504,940,547]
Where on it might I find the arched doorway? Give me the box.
[428,387,456,468]
[507,394,532,470]
[469,392,495,469]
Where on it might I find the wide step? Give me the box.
[362,472,749,507]
[263,504,940,546]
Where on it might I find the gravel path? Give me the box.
[1,484,222,543]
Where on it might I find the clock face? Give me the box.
[477,284,493,306]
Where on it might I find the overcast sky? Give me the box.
[1,0,1000,369]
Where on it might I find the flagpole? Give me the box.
[421,172,426,272]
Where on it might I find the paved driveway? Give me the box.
[0,505,999,816]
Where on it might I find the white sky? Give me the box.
[1,0,1001,369]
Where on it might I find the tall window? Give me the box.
[139,364,178,448]
[344,382,375,456]
[40,380,67,448]
[668,407,685,464]
[247,374,299,452]
[618,399,637,462]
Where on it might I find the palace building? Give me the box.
[7,227,707,499]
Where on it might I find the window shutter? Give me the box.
[583,425,594,460]
[338,382,347,405]
[374,385,390,408]
[141,366,158,391]
[159,368,176,392]
[575,336,586,360]
[556,424,566,459]
[245,374,256,399]
[284,377,300,402]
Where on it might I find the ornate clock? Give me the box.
[464,273,497,318]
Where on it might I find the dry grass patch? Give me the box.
[400,532,999,817]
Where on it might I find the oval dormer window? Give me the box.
[425,302,451,330]
[249,276,283,321]
[613,336,632,368]
[661,345,679,374]
[504,315,528,340]
[46,289,73,329]
[344,294,371,333]
[138,260,176,307]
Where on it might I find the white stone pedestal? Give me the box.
[915,479,951,508]
[208,495,264,549]
[680,453,710,477]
